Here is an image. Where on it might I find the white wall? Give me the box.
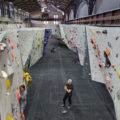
[92,0,120,14]
[69,9,74,20]
[76,1,88,18]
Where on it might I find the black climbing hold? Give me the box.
[116,54,118,58]
[116,36,119,40]
[108,42,112,48]
[102,30,107,34]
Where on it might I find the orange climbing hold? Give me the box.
[111,64,115,68]
[11,43,14,49]
[11,53,14,60]
[105,48,110,56]
[96,31,101,34]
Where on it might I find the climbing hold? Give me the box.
[0,43,6,52]
[90,28,93,34]
[1,71,8,78]
[96,30,101,34]
[108,86,111,90]
[70,36,74,40]
[8,38,11,43]
[102,30,107,34]
[6,78,10,90]
[105,48,110,56]
[16,89,20,102]
[91,39,94,44]
[99,63,102,68]
[6,113,14,120]
[118,69,120,79]
[111,64,115,68]
[38,34,41,39]
[116,36,119,40]
[11,53,14,60]
[38,41,40,47]
[73,44,76,49]
[93,43,96,49]
[11,43,14,49]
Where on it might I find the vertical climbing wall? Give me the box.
[0,28,45,120]
[0,30,24,120]
[86,26,120,120]
[60,24,86,66]
[18,28,45,67]
[60,24,120,120]
[46,25,61,38]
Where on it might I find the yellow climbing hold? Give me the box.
[6,78,10,90]
[38,41,40,47]
[90,28,93,34]
[118,69,120,79]
[6,113,14,120]
[24,72,32,86]
[94,35,96,43]
[38,34,41,39]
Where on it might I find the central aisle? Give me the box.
[25,39,116,120]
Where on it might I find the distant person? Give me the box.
[51,46,56,53]
[61,79,73,109]
[19,85,27,120]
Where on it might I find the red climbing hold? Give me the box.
[99,63,102,68]
[8,38,11,43]
[71,36,74,40]
[91,39,94,44]
[73,44,76,49]
[108,86,111,90]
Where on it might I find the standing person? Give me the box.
[19,85,27,120]
[61,79,73,109]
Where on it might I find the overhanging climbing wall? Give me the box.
[60,24,86,66]
[86,26,120,120]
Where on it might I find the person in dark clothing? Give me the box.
[19,84,27,120]
[61,79,73,109]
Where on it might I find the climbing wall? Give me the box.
[0,24,26,31]
[60,24,86,66]
[18,28,45,67]
[86,26,120,120]
[46,25,61,38]
[0,28,45,120]
[29,28,44,67]
[0,30,25,120]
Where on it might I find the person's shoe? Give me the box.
[67,106,71,109]
[60,104,65,107]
